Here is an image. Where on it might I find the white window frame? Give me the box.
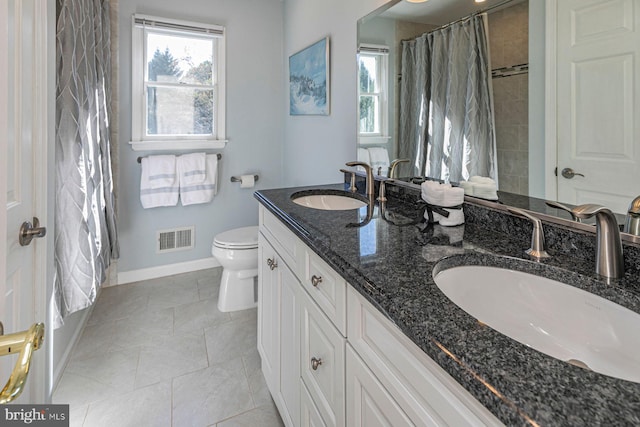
[130,14,227,151]
[357,44,390,145]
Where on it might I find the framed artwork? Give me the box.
[289,37,330,115]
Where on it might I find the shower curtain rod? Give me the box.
[407,0,519,39]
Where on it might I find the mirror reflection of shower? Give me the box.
[357,0,529,195]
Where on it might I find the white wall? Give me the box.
[282,0,390,186]
[117,0,284,275]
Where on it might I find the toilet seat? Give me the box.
[213,226,259,250]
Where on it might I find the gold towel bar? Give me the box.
[0,323,45,404]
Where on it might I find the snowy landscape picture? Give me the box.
[289,37,330,115]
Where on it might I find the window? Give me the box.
[130,15,226,150]
[358,45,389,142]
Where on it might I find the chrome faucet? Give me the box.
[571,204,624,279]
[339,169,358,193]
[506,207,550,260]
[388,158,410,179]
[545,200,582,222]
[345,161,374,196]
[624,196,640,236]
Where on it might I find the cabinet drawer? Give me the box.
[301,293,346,427]
[347,287,503,427]
[303,248,347,335]
[259,206,302,273]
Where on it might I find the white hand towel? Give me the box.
[368,147,390,176]
[440,186,465,207]
[473,183,499,200]
[140,156,179,208]
[422,181,463,207]
[470,175,495,185]
[146,155,177,189]
[421,181,445,205]
[459,181,475,196]
[179,154,218,206]
[179,153,206,185]
[430,208,465,226]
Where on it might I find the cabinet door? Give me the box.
[257,233,280,396]
[346,345,413,427]
[301,379,328,427]
[258,232,301,427]
[280,261,301,427]
[301,294,346,427]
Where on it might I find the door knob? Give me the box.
[19,217,46,246]
[310,357,322,370]
[561,168,585,179]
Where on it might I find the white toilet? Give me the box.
[212,226,260,312]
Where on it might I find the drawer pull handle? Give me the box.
[311,275,323,287]
[310,357,322,370]
[266,258,278,270]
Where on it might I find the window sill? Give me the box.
[129,140,227,151]
[358,136,391,146]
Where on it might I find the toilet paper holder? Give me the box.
[231,174,259,183]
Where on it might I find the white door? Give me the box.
[555,0,640,214]
[0,0,51,403]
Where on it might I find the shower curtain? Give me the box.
[54,0,119,327]
[398,14,497,183]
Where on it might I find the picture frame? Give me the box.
[289,37,330,116]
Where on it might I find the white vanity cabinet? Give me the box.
[258,206,305,427]
[300,283,345,427]
[346,286,503,426]
[346,344,414,427]
[258,205,503,427]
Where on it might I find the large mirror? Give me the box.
[356,0,640,232]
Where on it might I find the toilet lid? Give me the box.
[214,226,259,249]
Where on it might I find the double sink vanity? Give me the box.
[254,175,640,426]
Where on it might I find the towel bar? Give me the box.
[231,175,259,183]
[137,153,221,164]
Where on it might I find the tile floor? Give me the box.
[53,268,283,427]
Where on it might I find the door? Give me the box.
[555,0,640,213]
[0,0,51,403]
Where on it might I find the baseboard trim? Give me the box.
[52,304,94,390]
[117,257,221,285]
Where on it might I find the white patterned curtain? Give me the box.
[398,14,497,183]
[54,0,119,327]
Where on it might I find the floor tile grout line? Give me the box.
[240,353,258,409]
[54,268,283,426]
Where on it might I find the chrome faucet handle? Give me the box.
[571,204,624,279]
[377,178,394,203]
[545,200,582,222]
[624,196,640,235]
[388,158,410,179]
[339,169,358,193]
[345,161,374,196]
[506,207,550,260]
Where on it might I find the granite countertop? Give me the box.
[255,183,640,426]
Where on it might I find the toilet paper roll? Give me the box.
[240,174,255,189]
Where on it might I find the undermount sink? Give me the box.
[433,265,640,383]
[291,191,368,210]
